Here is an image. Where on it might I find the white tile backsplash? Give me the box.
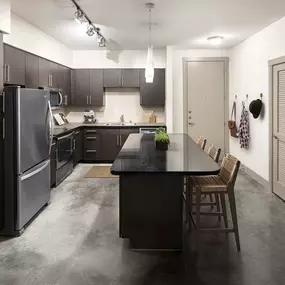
[66,89,165,124]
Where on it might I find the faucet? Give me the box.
[120,115,125,124]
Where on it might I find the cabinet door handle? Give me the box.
[86,150,97,153]
[116,135,119,146]
[86,137,97,140]
[3,65,6,82]
[121,75,124,87]
[90,95,92,105]
[51,74,53,87]
[86,130,97,133]
[87,95,89,105]
[7,64,10,82]
[65,95,68,105]
[120,135,122,146]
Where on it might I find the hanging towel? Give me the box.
[239,106,250,149]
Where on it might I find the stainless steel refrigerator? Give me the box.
[1,86,53,236]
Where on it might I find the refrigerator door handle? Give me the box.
[21,160,50,181]
[48,101,54,155]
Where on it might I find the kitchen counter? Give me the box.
[112,133,220,251]
[53,123,166,138]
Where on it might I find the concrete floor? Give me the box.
[0,164,285,285]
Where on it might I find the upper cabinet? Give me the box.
[39,58,52,88]
[103,69,140,88]
[103,69,121,88]
[121,69,139,88]
[139,68,165,107]
[90,69,104,106]
[3,45,26,86]
[72,69,104,107]
[25,53,39,88]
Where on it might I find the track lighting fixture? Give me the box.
[74,9,84,24]
[71,0,106,47]
[86,24,95,36]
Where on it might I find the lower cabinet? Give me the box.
[84,128,100,161]
[73,129,83,165]
[50,142,57,188]
[83,127,139,162]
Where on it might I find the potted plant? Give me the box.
[155,130,170,151]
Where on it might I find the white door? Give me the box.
[273,63,285,201]
[187,61,226,154]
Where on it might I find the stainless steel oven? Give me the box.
[55,131,74,186]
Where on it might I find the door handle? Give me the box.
[120,135,122,146]
[90,95,92,105]
[87,95,89,105]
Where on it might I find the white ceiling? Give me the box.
[11,0,285,50]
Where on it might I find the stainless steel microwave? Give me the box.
[39,87,63,109]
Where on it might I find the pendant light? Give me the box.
[145,2,155,83]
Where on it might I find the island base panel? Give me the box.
[119,174,184,251]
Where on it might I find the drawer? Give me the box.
[84,149,98,161]
[84,134,100,149]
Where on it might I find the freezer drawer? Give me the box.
[16,159,51,231]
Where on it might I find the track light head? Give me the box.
[86,24,95,36]
[97,33,106,47]
[74,9,84,24]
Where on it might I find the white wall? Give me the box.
[3,13,72,66]
[66,90,165,124]
[0,0,11,34]
[230,15,285,181]
[171,48,230,133]
[72,49,166,69]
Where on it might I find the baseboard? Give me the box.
[240,164,269,189]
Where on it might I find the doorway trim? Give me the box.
[182,57,230,154]
[268,55,285,197]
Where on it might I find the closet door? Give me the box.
[273,63,285,200]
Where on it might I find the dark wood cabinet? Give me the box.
[121,69,139,88]
[100,129,121,161]
[103,69,121,88]
[63,66,71,94]
[50,62,58,88]
[139,68,165,107]
[25,53,39,88]
[3,44,26,86]
[84,129,101,161]
[120,128,140,146]
[39,58,52,88]
[73,129,83,165]
[103,69,140,88]
[50,142,57,188]
[90,69,104,106]
[74,69,90,106]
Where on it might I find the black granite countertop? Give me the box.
[53,123,166,138]
[111,134,220,175]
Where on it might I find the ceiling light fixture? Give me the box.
[74,9,84,24]
[71,0,106,47]
[86,24,95,36]
[145,2,155,84]
[207,36,224,45]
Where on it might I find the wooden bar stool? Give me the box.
[190,154,241,251]
[196,136,207,150]
[207,144,222,211]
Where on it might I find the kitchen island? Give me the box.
[111,133,220,251]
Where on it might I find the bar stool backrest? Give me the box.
[196,136,207,150]
[208,144,221,163]
[219,154,240,187]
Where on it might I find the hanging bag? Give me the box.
[228,102,238,138]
